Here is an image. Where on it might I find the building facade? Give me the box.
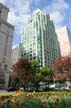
[11,45,20,65]
[56,26,71,56]
[0,3,14,88]
[20,9,60,67]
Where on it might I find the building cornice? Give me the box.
[0,18,14,29]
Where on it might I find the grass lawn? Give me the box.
[0,92,13,96]
[0,90,71,96]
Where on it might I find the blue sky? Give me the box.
[0,0,71,46]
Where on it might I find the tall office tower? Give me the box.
[11,45,20,65]
[20,9,60,67]
[56,26,71,56]
[0,3,14,88]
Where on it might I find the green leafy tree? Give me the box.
[30,60,41,90]
[30,60,39,74]
[39,66,54,84]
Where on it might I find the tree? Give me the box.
[11,59,33,89]
[29,60,41,90]
[11,59,41,90]
[30,60,39,75]
[39,66,54,84]
[53,55,71,81]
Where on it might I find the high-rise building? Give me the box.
[20,9,60,66]
[56,26,71,56]
[0,3,14,88]
[11,44,20,65]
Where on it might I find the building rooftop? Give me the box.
[0,3,9,11]
[33,9,42,13]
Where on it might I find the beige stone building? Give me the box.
[56,26,71,57]
[12,45,20,65]
[0,3,14,88]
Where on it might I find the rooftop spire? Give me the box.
[33,8,42,14]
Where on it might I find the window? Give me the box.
[3,45,7,56]
[0,5,3,9]
[7,26,10,33]
[33,57,36,59]
[21,53,23,58]
[24,53,26,55]
[38,14,40,21]
[2,57,6,63]
[30,51,32,53]
[3,36,9,56]
[0,63,1,68]
[30,54,32,57]
[6,36,8,42]
[4,64,7,70]
[30,19,32,22]
[0,23,1,26]
[30,58,32,60]
[0,10,2,16]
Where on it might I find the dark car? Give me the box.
[7,87,19,92]
[43,87,54,91]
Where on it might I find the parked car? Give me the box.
[7,87,19,92]
[43,87,55,91]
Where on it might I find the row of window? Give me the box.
[0,62,8,70]
[3,36,9,56]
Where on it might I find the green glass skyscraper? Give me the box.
[20,9,60,66]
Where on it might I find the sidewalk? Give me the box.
[0,90,7,93]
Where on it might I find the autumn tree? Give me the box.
[53,55,71,81]
[11,59,33,88]
[11,59,41,90]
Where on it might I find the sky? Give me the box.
[0,0,71,46]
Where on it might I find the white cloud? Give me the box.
[0,0,70,44]
[0,0,6,4]
[7,0,33,35]
[35,0,41,5]
[43,0,69,29]
[47,0,69,12]
[0,0,33,45]
[50,11,64,24]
